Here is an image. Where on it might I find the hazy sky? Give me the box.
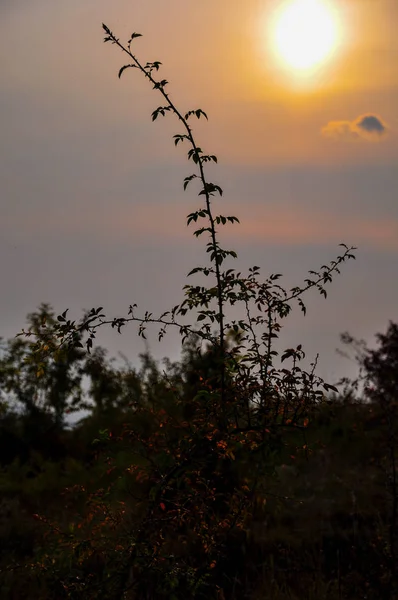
[1,0,397,385]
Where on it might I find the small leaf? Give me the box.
[196,109,208,119]
[187,212,199,224]
[281,349,294,362]
[183,174,197,189]
[118,64,134,79]
[324,383,339,393]
[153,79,168,89]
[187,267,202,276]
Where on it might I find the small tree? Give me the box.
[22,24,356,599]
[341,323,398,596]
[1,303,85,427]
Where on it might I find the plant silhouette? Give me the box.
[11,22,358,599]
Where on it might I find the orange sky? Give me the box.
[2,0,396,166]
[0,0,397,384]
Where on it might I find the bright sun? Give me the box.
[272,0,339,72]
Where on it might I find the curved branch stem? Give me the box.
[104,26,226,407]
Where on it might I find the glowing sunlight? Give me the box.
[270,0,340,73]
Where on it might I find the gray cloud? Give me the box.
[357,114,386,134]
[322,114,388,141]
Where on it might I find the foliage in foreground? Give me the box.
[1,320,398,599]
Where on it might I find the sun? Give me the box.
[271,0,340,72]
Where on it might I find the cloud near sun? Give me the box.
[322,114,388,142]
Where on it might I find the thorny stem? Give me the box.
[103,25,226,410]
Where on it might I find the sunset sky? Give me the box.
[1,0,397,385]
